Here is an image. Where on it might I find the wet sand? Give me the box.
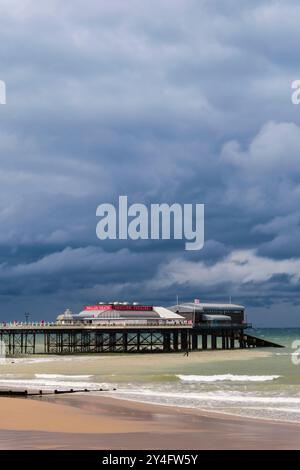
[0,394,300,449]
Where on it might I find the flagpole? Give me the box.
[193,301,195,326]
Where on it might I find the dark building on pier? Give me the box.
[169,302,245,326]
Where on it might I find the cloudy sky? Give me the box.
[0,0,300,325]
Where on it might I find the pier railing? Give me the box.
[0,320,191,330]
[0,321,251,330]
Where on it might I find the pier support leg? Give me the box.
[123,332,128,352]
[202,334,207,350]
[173,331,178,351]
[163,332,171,352]
[181,330,188,352]
[136,332,140,352]
[191,333,198,350]
[109,332,116,352]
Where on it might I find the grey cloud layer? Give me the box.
[0,0,299,324]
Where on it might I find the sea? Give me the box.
[0,328,300,423]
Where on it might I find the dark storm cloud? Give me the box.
[0,0,300,324]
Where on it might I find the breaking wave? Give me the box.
[176,374,281,383]
[35,374,94,380]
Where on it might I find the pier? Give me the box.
[0,322,282,356]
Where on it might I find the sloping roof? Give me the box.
[77,309,160,319]
[74,306,185,320]
[170,302,244,312]
[153,307,185,319]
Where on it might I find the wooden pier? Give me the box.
[0,323,283,356]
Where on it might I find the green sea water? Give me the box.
[0,328,299,422]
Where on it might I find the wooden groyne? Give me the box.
[0,387,117,397]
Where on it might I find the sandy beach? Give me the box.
[0,345,297,450]
[0,394,300,450]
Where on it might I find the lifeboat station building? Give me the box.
[169,302,246,326]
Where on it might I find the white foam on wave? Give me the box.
[0,377,107,391]
[35,374,94,380]
[112,388,300,405]
[0,374,23,378]
[98,388,300,424]
[2,356,103,365]
[176,374,281,383]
